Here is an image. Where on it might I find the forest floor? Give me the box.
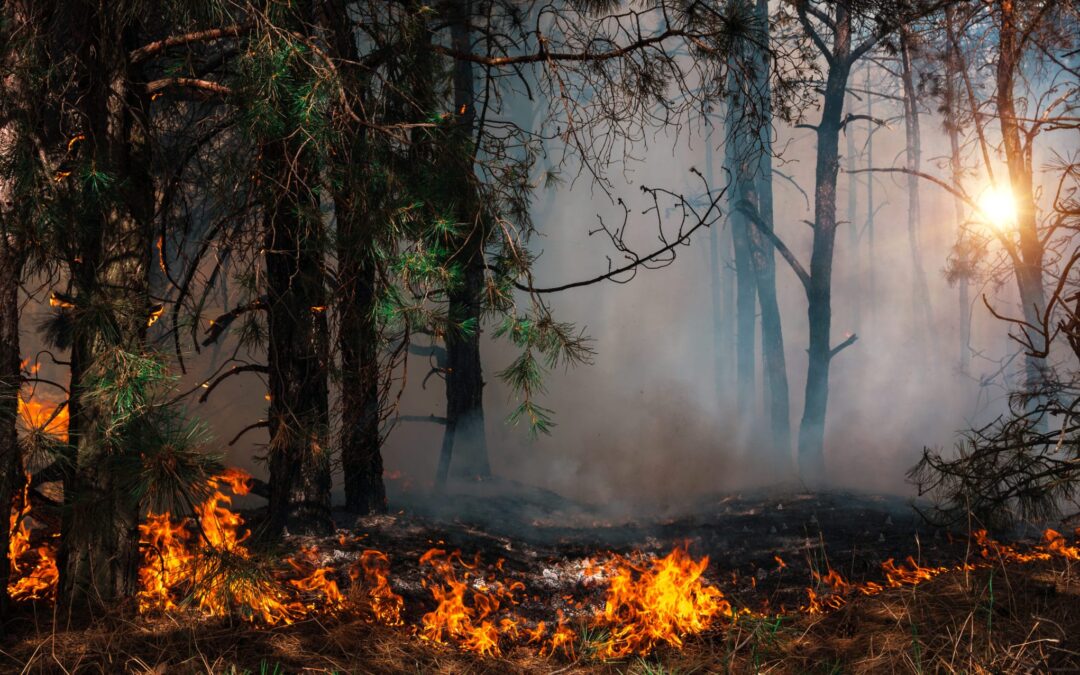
[2,481,1079,673]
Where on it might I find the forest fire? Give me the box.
[592,546,732,657]
[8,473,1080,669]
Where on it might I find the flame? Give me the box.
[593,546,730,658]
[418,548,525,657]
[6,475,59,601]
[48,293,74,309]
[138,469,300,624]
[18,396,69,441]
[351,550,404,625]
[137,468,407,627]
[147,305,164,327]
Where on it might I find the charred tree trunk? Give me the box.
[262,138,333,536]
[437,2,491,487]
[0,4,28,618]
[0,240,23,620]
[900,29,934,348]
[60,9,152,606]
[322,0,387,515]
[799,60,850,485]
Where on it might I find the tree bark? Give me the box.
[60,7,151,607]
[322,0,387,515]
[796,1,855,485]
[262,138,333,536]
[438,2,491,486]
[0,242,22,620]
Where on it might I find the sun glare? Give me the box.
[978,186,1017,230]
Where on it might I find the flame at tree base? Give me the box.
[8,467,1080,662]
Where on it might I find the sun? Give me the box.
[978,185,1017,230]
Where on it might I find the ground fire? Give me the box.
[8,466,1080,665]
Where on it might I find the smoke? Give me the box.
[379,75,1034,512]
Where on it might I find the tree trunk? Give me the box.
[0,244,22,620]
[438,2,491,486]
[60,10,150,608]
[900,29,934,347]
[0,4,28,618]
[996,0,1045,394]
[726,0,790,462]
[262,137,333,536]
[944,5,970,374]
[798,17,852,485]
[724,100,757,412]
[322,0,387,515]
[865,66,876,325]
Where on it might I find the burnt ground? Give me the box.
[322,479,980,620]
[3,479,1079,674]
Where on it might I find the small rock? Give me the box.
[884,516,893,526]
[777,503,784,511]
[878,533,886,543]
[769,525,777,534]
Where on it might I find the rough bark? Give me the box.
[799,60,849,485]
[60,7,151,607]
[0,2,27,619]
[262,138,333,537]
[438,2,492,486]
[795,1,860,485]
[0,240,22,620]
[322,0,387,515]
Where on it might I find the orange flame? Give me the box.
[351,550,404,625]
[418,548,526,657]
[6,475,59,601]
[593,546,730,658]
[17,396,68,441]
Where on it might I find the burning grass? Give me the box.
[5,473,1080,673]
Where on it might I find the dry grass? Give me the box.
[2,559,1077,674]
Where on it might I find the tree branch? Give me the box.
[130,24,250,63]
[736,201,811,293]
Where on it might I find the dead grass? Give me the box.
[2,560,1077,674]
